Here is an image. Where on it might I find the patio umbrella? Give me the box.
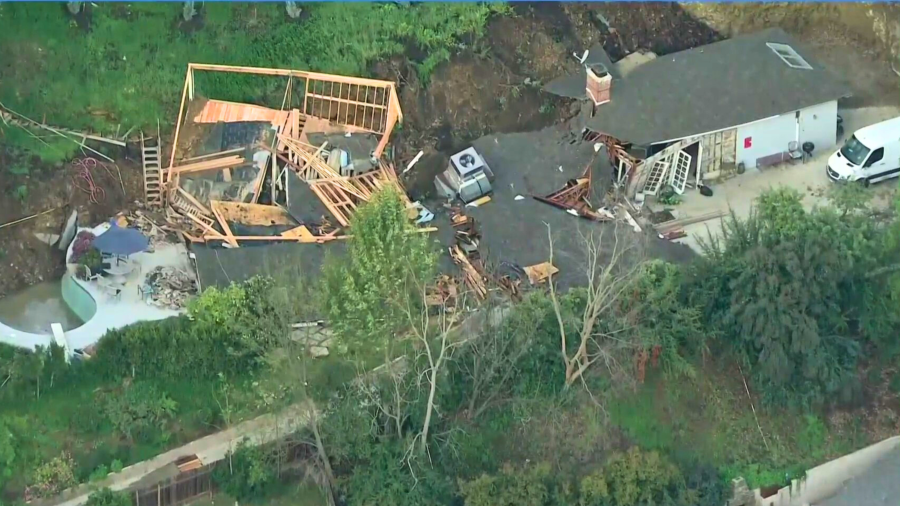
[91,221,150,256]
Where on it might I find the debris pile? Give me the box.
[144,266,198,309]
[426,275,459,310]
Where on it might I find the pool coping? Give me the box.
[0,224,189,352]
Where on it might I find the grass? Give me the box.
[0,329,388,501]
[604,365,873,489]
[0,2,508,140]
[457,360,878,492]
[0,124,79,165]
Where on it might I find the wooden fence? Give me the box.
[133,465,215,506]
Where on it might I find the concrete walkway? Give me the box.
[663,106,900,253]
[37,403,311,506]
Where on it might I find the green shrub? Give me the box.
[341,443,452,506]
[579,448,682,506]
[688,188,885,405]
[211,442,278,502]
[28,453,77,499]
[76,248,103,274]
[0,419,17,493]
[99,382,177,442]
[92,276,283,380]
[85,488,130,506]
[460,462,567,506]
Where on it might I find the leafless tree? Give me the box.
[546,222,646,388]
[404,283,467,455]
[458,296,539,420]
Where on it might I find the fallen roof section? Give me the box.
[436,126,693,290]
[576,28,851,145]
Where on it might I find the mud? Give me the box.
[0,149,143,298]
[378,2,724,197]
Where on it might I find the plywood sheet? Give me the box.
[210,200,297,226]
[194,99,289,127]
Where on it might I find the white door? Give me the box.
[671,150,692,194]
[642,158,670,196]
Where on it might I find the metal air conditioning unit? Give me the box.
[434,147,494,203]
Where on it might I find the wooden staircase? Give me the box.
[141,134,163,206]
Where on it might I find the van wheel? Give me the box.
[860,178,871,188]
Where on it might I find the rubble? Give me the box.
[143,266,198,310]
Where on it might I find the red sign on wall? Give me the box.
[744,137,752,149]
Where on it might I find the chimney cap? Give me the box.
[586,62,610,78]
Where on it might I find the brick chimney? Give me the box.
[585,62,612,106]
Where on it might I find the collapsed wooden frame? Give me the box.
[161,63,416,246]
[168,63,403,173]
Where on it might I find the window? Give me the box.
[766,42,813,70]
[840,135,870,166]
[865,148,884,167]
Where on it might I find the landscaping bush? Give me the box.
[85,488,131,506]
[69,231,97,264]
[687,188,885,405]
[579,448,683,506]
[99,382,178,443]
[460,463,568,506]
[27,453,77,499]
[211,442,278,502]
[92,276,284,380]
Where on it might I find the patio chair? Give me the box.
[788,141,804,164]
[79,264,101,282]
[96,277,124,301]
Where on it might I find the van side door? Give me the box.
[862,147,885,179]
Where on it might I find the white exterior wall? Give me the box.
[798,100,838,156]
[736,113,797,169]
[735,101,839,169]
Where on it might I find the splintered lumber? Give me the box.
[176,188,213,217]
[172,155,245,174]
[181,147,246,163]
[208,201,239,247]
[449,245,487,299]
[654,210,726,232]
[524,262,559,285]
[210,200,296,226]
[281,225,316,241]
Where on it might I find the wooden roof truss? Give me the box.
[168,63,403,172]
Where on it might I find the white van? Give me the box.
[826,116,900,186]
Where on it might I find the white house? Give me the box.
[547,28,852,197]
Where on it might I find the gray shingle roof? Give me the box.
[582,28,851,145]
[543,44,621,100]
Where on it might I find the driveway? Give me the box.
[664,106,900,253]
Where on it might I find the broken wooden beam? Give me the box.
[172,155,245,174]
